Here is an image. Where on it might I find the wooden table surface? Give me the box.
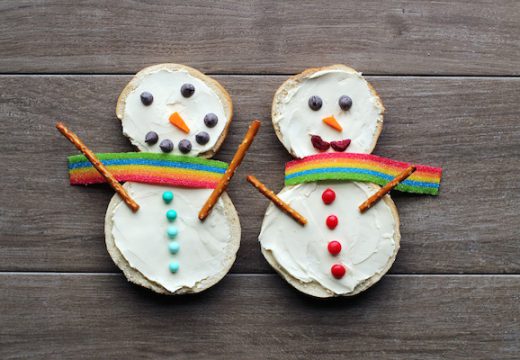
[1,1,519,359]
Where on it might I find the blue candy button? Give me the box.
[167,226,178,239]
[169,261,180,273]
[162,191,174,204]
[168,242,180,254]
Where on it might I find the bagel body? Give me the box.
[105,183,241,295]
[259,182,400,297]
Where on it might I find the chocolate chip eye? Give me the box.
[308,96,322,111]
[159,139,174,153]
[144,131,159,145]
[204,113,218,128]
[178,139,192,154]
[195,131,210,145]
[339,95,353,111]
[140,91,153,106]
[181,83,195,98]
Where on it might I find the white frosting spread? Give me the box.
[274,69,383,158]
[110,182,234,292]
[259,182,397,295]
[122,69,228,156]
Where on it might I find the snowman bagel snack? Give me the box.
[249,64,442,298]
[58,64,260,295]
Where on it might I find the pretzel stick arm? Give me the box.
[246,175,307,226]
[359,165,416,213]
[56,122,140,212]
[198,120,261,221]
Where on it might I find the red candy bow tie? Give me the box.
[310,135,351,152]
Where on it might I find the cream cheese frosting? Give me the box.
[110,182,234,292]
[259,181,398,295]
[121,69,228,156]
[273,68,384,158]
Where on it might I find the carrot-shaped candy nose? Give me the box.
[322,116,342,132]
[169,112,190,134]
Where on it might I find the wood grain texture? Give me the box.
[0,75,519,273]
[1,1,519,357]
[1,273,519,359]
[0,0,519,75]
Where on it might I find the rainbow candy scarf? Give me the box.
[285,153,442,195]
[68,153,228,189]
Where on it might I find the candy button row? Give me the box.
[322,189,347,279]
[163,191,180,273]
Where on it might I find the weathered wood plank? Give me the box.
[0,0,519,75]
[0,274,518,359]
[0,75,519,273]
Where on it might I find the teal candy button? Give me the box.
[168,242,180,254]
[169,261,180,273]
[166,209,178,221]
[167,226,178,239]
[162,191,174,204]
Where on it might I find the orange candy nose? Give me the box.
[169,112,190,134]
[322,116,342,132]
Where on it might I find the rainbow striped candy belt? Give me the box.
[68,153,228,189]
[285,153,442,195]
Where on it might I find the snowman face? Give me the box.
[119,67,231,157]
[273,67,384,158]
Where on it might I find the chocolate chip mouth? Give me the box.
[145,128,208,154]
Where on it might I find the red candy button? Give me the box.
[321,188,336,205]
[327,241,342,255]
[331,264,346,279]
[326,215,338,229]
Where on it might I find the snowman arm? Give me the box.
[199,120,261,220]
[56,122,140,212]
